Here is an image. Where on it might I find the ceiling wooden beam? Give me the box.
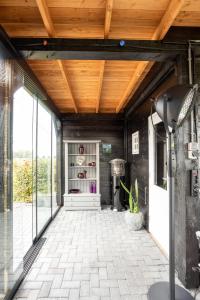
[96,0,113,113]
[96,61,105,113]
[57,60,78,113]
[35,0,55,37]
[116,0,185,113]
[35,0,78,113]
[152,0,185,40]
[104,0,113,38]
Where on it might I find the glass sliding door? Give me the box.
[0,58,13,300]
[12,87,35,271]
[37,102,52,233]
[52,120,57,214]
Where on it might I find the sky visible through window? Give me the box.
[13,87,51,157]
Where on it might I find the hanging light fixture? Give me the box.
[148,83,198,300]
[155,84,198,131]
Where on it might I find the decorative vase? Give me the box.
[89,182,93,193]
[93,182,96,193]
[77,172,84,179]
[79,144,84,154]
[76,155,85,166]
[124,210,144,231]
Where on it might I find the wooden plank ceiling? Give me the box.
[0,0,199,113]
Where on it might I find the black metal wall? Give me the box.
[127,118,149,228]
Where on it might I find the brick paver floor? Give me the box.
[14,208,190,300]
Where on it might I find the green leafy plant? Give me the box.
[13,157,52,203]
[13,160,33,203]
[120,179,140,213]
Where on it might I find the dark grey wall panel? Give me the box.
[62,120,124,205]
[127,118,149,228]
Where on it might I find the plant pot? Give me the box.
[124,210,144,231]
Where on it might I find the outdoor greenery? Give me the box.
[120,179,140,213]
[13,160,33,203]
[13,158,56,203]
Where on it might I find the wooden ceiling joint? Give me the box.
[116,0,185,113]
[35,0,78,113]
[96,0,114,113]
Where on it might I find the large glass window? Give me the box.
[13,87,35,270]
[37,103,52,233]
[52,120,58,214]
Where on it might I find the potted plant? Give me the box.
[120,179,144,230]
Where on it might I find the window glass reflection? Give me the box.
[13,87,34,271]
[37,103,51,233]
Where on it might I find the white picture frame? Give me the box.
[132,131,139,154]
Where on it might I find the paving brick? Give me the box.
[21,281,43,290]
[69,288,79,300]
[73,273,90,281]
[63,268,73,280]
[61,281,80,288]
[49,288,69,297]
[100,280,118,288]
[51,274,63,289]
[38,282,52,298]
[80,281,90,297]
[80,297,100,300]
[90,287,110,297]
[110,287,121,300]
[90,274,99,288]
[99,268,107,280]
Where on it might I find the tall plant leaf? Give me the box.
[120,180,130,194]
[129,184,134,213]
[133,179,139,213]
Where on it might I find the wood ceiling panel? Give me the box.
[113,0,170,10]
[174,11,200,26]
[0,6,42,23]
[46,0,106,9]
[59,60,101,109]
[181,0,200,11]
[111,9,163,27]
[0,0,36,6]
[109,25,156,40]
[1,23,48,37]
[104,61,139,81]
[0,0,106,7]
[99,61,139,111]
[28,60,76,112]
[49,8,104,25]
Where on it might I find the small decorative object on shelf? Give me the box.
[69,188,80,194]
[88,161,96,166]
[77,172,84,179]
[89,182,96,193]
[89,182,93,193]
[76,155,85,166]
[83,170,87,178]
[79,144,84,154]
[93,182,96,193]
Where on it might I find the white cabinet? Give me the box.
[63,140,101,210]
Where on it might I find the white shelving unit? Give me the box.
[63,140,101,210]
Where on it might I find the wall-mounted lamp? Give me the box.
[148,84,198,300]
